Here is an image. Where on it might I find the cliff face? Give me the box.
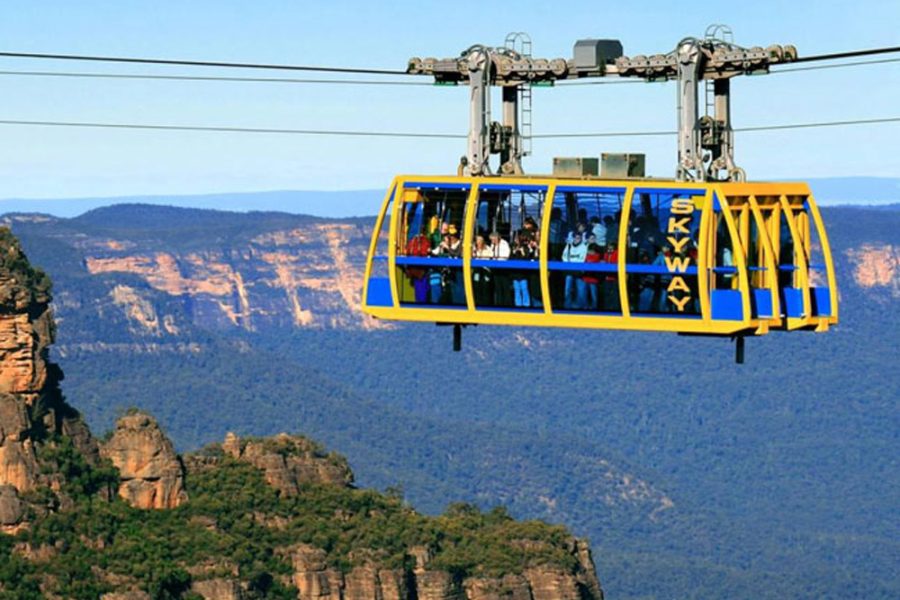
[0,228,97,529]
[846,244,900,298]
[79,221,382,333]
[286,540,602,600]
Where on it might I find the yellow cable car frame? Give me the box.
[362,175,838,337]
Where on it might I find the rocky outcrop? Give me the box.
[101,412,187,509]
[0,228,98,500]
[288,545,416,600]
[283,541,603,600]
[0,483,25,534]
[290,544,345,600]
[100,592,152,600]
[223,432,353,495]
[191,578,247,600]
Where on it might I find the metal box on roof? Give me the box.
[573,39,624,71]
[553,157,599,177]
[601,153,646,178]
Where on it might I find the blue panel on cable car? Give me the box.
[711,290,743,320]
[811,287,831,316]
[366,277,393,307]
[782,288,804,317]
[751,289,774,318]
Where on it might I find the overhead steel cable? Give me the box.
[0,70,432,86]
[536,117,900,138]
[794,45,900,63]
[0,55,896,87]
[0,119,466,138]
[770,56,900,74]
[0,116,896,139]
[0,44,897,78]
[0,51,412,76]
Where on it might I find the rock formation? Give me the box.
[223,431,354,495]
[101,412,188,509]
[0,228,98,518]
[0,483,25,534]
[190,578,247,600]
[283,540,603,600]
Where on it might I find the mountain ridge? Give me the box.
[2,176,900,219]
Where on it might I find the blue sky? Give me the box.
[0,0,897,199]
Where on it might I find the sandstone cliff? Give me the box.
[101,411,188,509]
[0,228,98,528]
[846,243,900,299]
[282,540,602,600]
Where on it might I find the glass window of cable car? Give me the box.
[364,186,396,308]
[779,194,831,318]
[626,189,703,316]
[726,196,773,318]
[713,211,737,290]
[395,184,469,307]
[792,196,832,317]
[471,185,545,310]
[548,187,625,313]
[778,207,796,291]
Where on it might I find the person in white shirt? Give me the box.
[590,216,607,247]
[472,234,493,305]
[562,232,588,309]
[489,231,512,305]
[489,231,511,259]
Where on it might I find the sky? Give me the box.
[0,0,897,200]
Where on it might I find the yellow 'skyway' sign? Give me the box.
[664,198,694,312]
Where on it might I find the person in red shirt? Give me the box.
[405,228,431,303]
[582,243,602,310]
[601,241,620,311]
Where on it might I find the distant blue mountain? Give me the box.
[0,189,385,219]
[1,177,898,218]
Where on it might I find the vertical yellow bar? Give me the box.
[697,188,712,323]
[739,203,750,253]
[387,178,404,308]
[540,183,556,315]
[748,194,781,322]
[717,190,752,326]
[738,203,750,289]
[362,178,397,307]
[462,182,479,311]
[617,185,635,319]
[806,193,839,323]
[778,195,811,324]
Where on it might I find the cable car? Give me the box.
[361,34,839,360]
[361,176,838,344]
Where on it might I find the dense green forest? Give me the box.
[7,204,899,599]
[2,438,585,599]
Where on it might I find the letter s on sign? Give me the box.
[671,198,694,215]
